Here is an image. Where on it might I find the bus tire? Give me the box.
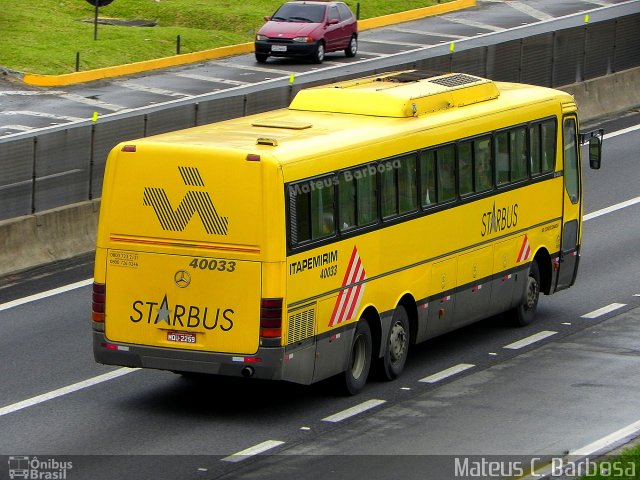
[378,305,410,380]
[341,320,372,395]
[513,261,540,326]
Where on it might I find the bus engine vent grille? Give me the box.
[287,307,315,344]
[429,73,481,88]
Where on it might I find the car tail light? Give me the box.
[260,298,282,339]
[92,282,106,322]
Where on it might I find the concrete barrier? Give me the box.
[561,67,640,122]
[1,67,639,278]
[0,200,100,277]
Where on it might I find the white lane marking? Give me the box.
[524,418,640,479]
[355,51,393,57]
[419,363,475,383]
[0,368,138,417]
[322,399,386,423]
[208,61,294,75]
[221,440,285,463]
[604,123,640,140]
[172,72,250,85]
[0,90,66,96]
[360,38,428,47]
[0,279,93,312]
[584,196,640,221]
[504,331,557,350]
[114,81,191,98]
[0,110,84,121]
[58,92,123,111]
[581,303,626,319]
[1,124,34,132]
[445,16,504,32]
[504,1,554,21]
[386,27,466,40]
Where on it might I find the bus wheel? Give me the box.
[379,305,410,380]
[342,321,372,395]
[513,261,540,326]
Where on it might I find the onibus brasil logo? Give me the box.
[8,456,73,479]
[143,166,229,235]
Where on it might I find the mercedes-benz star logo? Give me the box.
[174,270,191,288]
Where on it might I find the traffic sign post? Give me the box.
[85,0,115,40]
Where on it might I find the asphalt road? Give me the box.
[0,0,635,137]
[0,113,639,480]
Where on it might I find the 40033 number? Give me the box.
[189,258,236,272]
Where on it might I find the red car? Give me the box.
[254,1,358,64]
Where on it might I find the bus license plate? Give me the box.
[167,331,196,344]
[271,45,287,52]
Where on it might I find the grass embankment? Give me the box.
[0,0,444,75]
[578,443,640,480]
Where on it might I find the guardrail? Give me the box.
[1,10,639,222]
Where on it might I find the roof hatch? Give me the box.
[289,71,500,118]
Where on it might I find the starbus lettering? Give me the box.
[290,250,339,275]
[481,202,518,237]
[129,294,234,331]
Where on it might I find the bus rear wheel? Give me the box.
[513,261,540,326]
[341,320,372,395]
[378,305,410,380]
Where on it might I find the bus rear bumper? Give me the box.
[93,331,298,382]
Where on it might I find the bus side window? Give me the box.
[458,141,473,196]
[289,176,336,245]
[474,136,493,192]
[495,132,510,185]
[339,171,356,231]
[541,120,556,173]
[420,150,437,207]
[438,145,456,202]
[357,165,377,227]
[381,161,398,219]
[510,127,527,181]
[398,154,417,214]
[529,124,542,176]
[382,154,417,219]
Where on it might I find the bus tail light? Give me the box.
[92,282,106,323]
[260,298,282,339]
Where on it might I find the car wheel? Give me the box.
[340,321,372,395]
[345,35,357,57]
[255,52,268,63]
[378,305,410,380]
[512,261,540,326]
[311,41,325,64]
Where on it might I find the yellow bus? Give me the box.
[92,71,602,394]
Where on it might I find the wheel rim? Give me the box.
[317,44,325,61]
[524,275,539,312]
[350,333,366,379]
[349,37,357,55]
[388,321,407,364]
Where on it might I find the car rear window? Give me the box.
[272,3,326,23]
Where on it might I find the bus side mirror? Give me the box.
[580,129,603,170]
[588,136,602,170]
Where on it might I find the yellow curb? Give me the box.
[22,0,475,87]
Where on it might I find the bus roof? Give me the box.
[134,71,574,168]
